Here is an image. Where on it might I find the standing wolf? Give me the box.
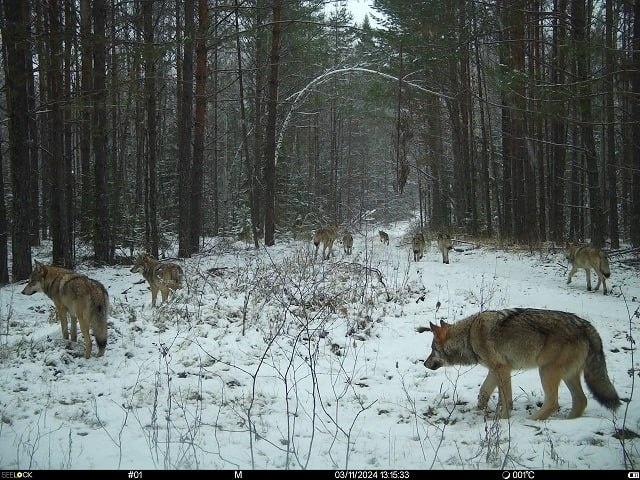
[411,232,425,261]
[565,242,611,295]
[437,232,453,264]
[313,225,339,260]
[424,308,621,420]
[21,261,109,359]
[131,253,184,306]
[378,230,389,245]
[342,232,354,255]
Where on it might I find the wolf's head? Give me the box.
[21,260,47,295]
[423,321,453,370]
[130,253,154,274]
[437,233,453,250]
[564,242,577,262]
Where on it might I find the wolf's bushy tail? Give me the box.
[92,283,109,355]
[600,252,611,278]
[583,326,620,410]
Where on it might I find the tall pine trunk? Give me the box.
[263,0,282,247]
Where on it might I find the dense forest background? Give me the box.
[1,0,639,283]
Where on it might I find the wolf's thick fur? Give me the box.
[379,230,389,245]
[412,233,425,262]
[343,232,353,255]
[437,232,453,264]
[131,253,184,306]
[313,225,339,260]
[565,242,611,295]
[424,308,621,420]
[21,261,109,359]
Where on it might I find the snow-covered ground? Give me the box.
[0,219,638,471]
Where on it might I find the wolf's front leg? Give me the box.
[478,370,498,410]
[495,366,513,418]
[584,268,592,291]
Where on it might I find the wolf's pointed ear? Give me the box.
[430,321,449,343]
[440,320,451,327]
[34,260,43,271]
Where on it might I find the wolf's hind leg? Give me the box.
[69,314,78,342]
[531,365,561,420]
[564,374,587,419]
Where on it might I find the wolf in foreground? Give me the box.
[565,242,611,295]
[130,253,184,306]
[437,232,453,264]
[313,225,339,260]
[21,260,109,358]
[423,308,621,420]
[411,232,425,262]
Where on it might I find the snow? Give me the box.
[0,218,638,471]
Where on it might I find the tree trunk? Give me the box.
[93,0,111,264]
[605,0,619,249]
[143,0,159,257]
[630,0,640,247]
[48,0,73,268]
[178,0,194,258]
[0,130,9,284]
[79,0,93,240]
[190,0,207,254]
[549,0,568,244]
[572,0,605,248]
[263,0,283,247]
[1,0,32,280]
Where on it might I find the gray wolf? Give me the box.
[379,230,389,245]
[411,232,425,261]
[131,253,184,306]
[424,308,621,420]
[21,260,109,358]
[343,232,353,255]
[565,242,611,295]
[437,232,453,264]
[313,225,339,260]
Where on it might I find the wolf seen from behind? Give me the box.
[21,260,109,359]
[424,308,621,420]
[565,242,611,295]
[131,253,184,307]
[313,225,339,261]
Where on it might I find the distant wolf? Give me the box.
[424,308,621,420]
[411,232,425,262]
[565,242,611,295]
[437,232,453,264]
[379,230,389,245]
[343,232,354,255]
[21,260,109,359]
[313,225,339,260]
[131,253,184,306]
